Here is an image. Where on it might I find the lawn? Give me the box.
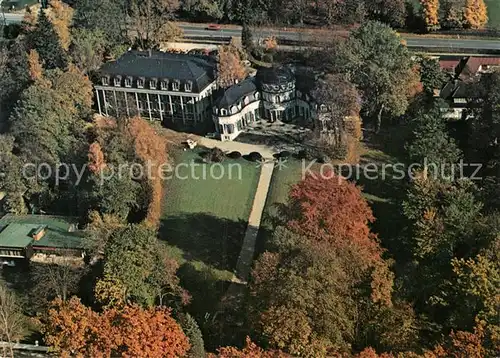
[255,158,307,255]
[159,148,261,318]
[486,0,500,29]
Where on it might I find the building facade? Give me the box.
[95,52,320,141]
[212,66,315,141]
[95,51,218,127]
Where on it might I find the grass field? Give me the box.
[486,0,500,29]
[255,159,307,255]
[159,148,261,317]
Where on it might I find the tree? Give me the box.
[441,0,466,29]
[211,337,288,357]
[27,49,43,81]
[27,10,68,70]
[316,0,366,25]
[419,56,447,95]
[31,259,86,305]
[128,0,181,48]
[150,244,190,308]
[464,0,488,29]
[72,0,127,46]
[406,108,462,171]
[96,224,157,308]
[88,142,106,174]
[41,297,104,357]
[105,305,190,357]
[448,255,499,338]
[178,313,205,358]
[46,0,74,50]
[42,297,190,357]
[69,28,106,73]
[180,0,224,20]
[0,282,26,358]
[31,259,85,303]
[0,135,27,214]
[420,0,440,31]
[241,23,253,50]
[84,210,125,258]
[284,173,388,277]
[467,72,500,208]
[217,44,246,88]
[312,74,361,151]
[249,171,398,354]
[365,0,407,28]
[9,66,91,166]
[21,6,37,32]
[334,21,420,132]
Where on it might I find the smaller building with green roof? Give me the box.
[0,214,85,260]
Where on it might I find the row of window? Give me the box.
[261,82,294,92]
[0,249,23,257]
[102,76,193,92]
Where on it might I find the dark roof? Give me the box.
[99,51,216,92]
[215,78,257,108]
[256,66,294,86]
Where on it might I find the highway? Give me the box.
[3,12,500,51]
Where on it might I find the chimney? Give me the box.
[32,225,47,241]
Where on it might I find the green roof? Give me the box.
[0,215,84,250]
[0,223,36,248]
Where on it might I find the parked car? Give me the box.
[205,132,218,139]
[206,24,222,31]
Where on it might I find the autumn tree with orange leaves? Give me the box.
[42,297,190,358]
[88,142,106,174]
[209,337,289,357]
[27,50,43,82]
[249,173,404,355]
[420,0,440,31]
[464,0,488,28]
[47,0,74,50]
[217,44,246,88]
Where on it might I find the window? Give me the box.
[114,76,121,87]
[221,108,227,116]
[125,77,132,88]
[161,80,169,90]
[137,78,145,89]
[172,80,180,91]
[185,81,193,92]
[150,79,157,89]
[102,76,109,86]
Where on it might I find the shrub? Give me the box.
[248,151,263,162]
[201,147,225,163]
[227,151,242,159]
[277,151,291,159]
[262,53,273,63]
[209,147,225,163]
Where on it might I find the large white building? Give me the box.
[95,51,218,131]
[212,66,315,141]
[95,51,319,141]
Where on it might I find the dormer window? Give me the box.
[137,77,145,89]
[102,76,109,86]
[185,81,193,92]
[125,76,132,88]
[150,78,157,89]
[172,80,180,91]
[114,76,122,87]
[161,80,169,90]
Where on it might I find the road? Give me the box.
[3,12,500,51]
[181,24,500,51]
